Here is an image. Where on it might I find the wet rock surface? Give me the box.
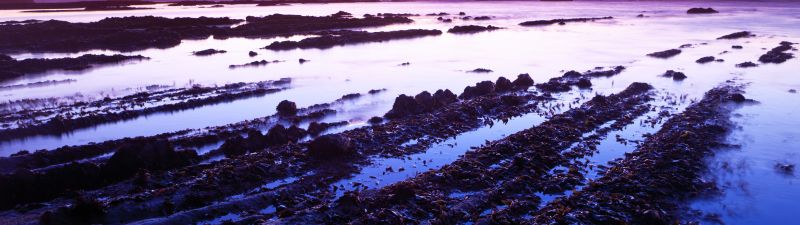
[263,29,442,50]
[0,54,147,82]
[519,16,613,26]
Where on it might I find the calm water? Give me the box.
[1,1,799,224]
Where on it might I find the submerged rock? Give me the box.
[662,70,687,81]
[736,61,758,68]
[468,68,493,73]
[192,49,226,56]
[576,78,592,88]
[696,56,716,64]
[447,25,502,34]
[647,49,682,58]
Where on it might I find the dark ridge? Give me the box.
[228,60,283,68]
[519,16,613,26]
[736,61,758,68]
[0,54,147,82]
[0,1,154,10]
[536,66,626,92]
[263,29,442,50]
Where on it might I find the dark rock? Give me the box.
[730,93,746,103]
[248,51,258,57]
[576,78,592,89]
[104,139,198,178]
[759,42,795,64]
[0,54,147,82]
[459,81,495,99]
[192,49,226,56]
[696,56,715,64]
[662,70,687,81]
[473,16,492,20]
[637,14,645,18]
[562,70,582,78]
[447,25,502,34]
[468,68,493,73]
[732,45,743,49]
[432,89,458,107]
[414,91,435,111]
[276,100,298,116]
[307,134,355,160]
[647,49,682,58]
[717,31,753,40]
[736,61,758,68]
[495,77,513,92]
[519,16,613,26]
[368,116,384,124]
[512,73,535,88]
[218,136,248,157]
[687,8,719,14]
[264,29,443,50]
[384,94,422,119]
[299,58,308,64]
[500,95,525,106]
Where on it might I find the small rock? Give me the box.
[248,51,258,57]
[687,8,719,14]
[512,73,534,88]
[696,56,715,64]
[276,100,298,116]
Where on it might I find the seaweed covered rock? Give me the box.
[576,78,592,89]
[308,134,355,160]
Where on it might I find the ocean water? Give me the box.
[0,1,799,223]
